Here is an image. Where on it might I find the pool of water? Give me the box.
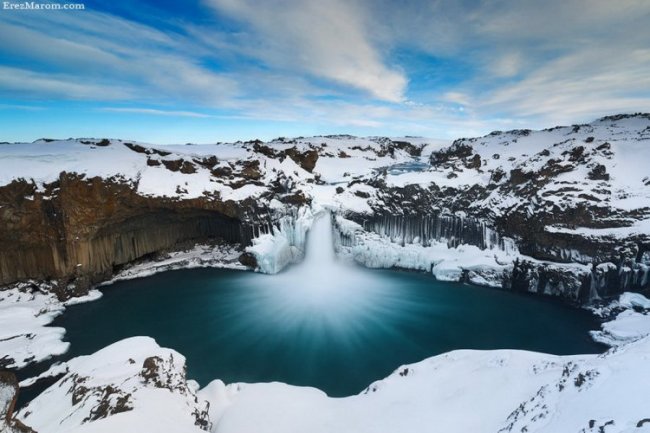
[50,265,605,397]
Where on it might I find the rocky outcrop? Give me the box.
[0,372,35,433]
[335,114,650,302]
[17,337,211,433]
[0,174,248,299]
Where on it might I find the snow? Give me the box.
[103,243,245,284]
[591,292,650,346]
[19,362,69,388]
[619,292,650,309]
[0,287,68,369]
[592,309,650,346]
[63,290,103,306]
[17,337,209,433]
[545,218,650,239]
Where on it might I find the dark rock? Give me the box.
[509,168,534,185]
[240,160,262,180]
[238,252,257,269]
[162,159,196,174]
[252,143,277,158]
[588,164,610,181]
[0,371,35,432]
[430,142,473,165]
[465,154,481,169]
[285,148,319,173]
[211,166,232,177]
[123,142,171,157]
[1,371,19,424]
[0,175,246,299]
[637,419,650,428]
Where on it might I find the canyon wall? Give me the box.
[0,174,247,299]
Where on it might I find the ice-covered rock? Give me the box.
[619,292,650,309]
[591,292,650,346]
[246,207,315,274]
[0,371,34,433]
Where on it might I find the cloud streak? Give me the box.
[101,107,217,118]
[205,0,407,102]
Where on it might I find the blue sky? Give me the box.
[0,0,649,143]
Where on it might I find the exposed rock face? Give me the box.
[0,372,19,425]
[0,372,35,433]
[0,174,246,299]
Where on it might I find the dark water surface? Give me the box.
[50,266,605,397]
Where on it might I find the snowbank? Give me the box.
[17,337,210,433]
[0,286,100,369]
[591,292,650,346]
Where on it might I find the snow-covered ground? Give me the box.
[106,243,245,283]
[17,337,210,433]
[12,293,650,433]
[0,286,101,369]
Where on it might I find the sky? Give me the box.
[0,0,649,144]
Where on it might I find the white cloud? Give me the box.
[0,10,238,105]
[204,0,407,102]
[473,44,650,125]
[101,107,216,118]
[370,0,650,125]
[0,66,133,100]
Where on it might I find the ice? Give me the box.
[246,207,314,274]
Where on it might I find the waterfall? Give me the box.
[283,210,357,289]
[301,211,336,269]
[264,211,386,309]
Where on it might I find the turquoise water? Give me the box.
[53,266,605,397]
